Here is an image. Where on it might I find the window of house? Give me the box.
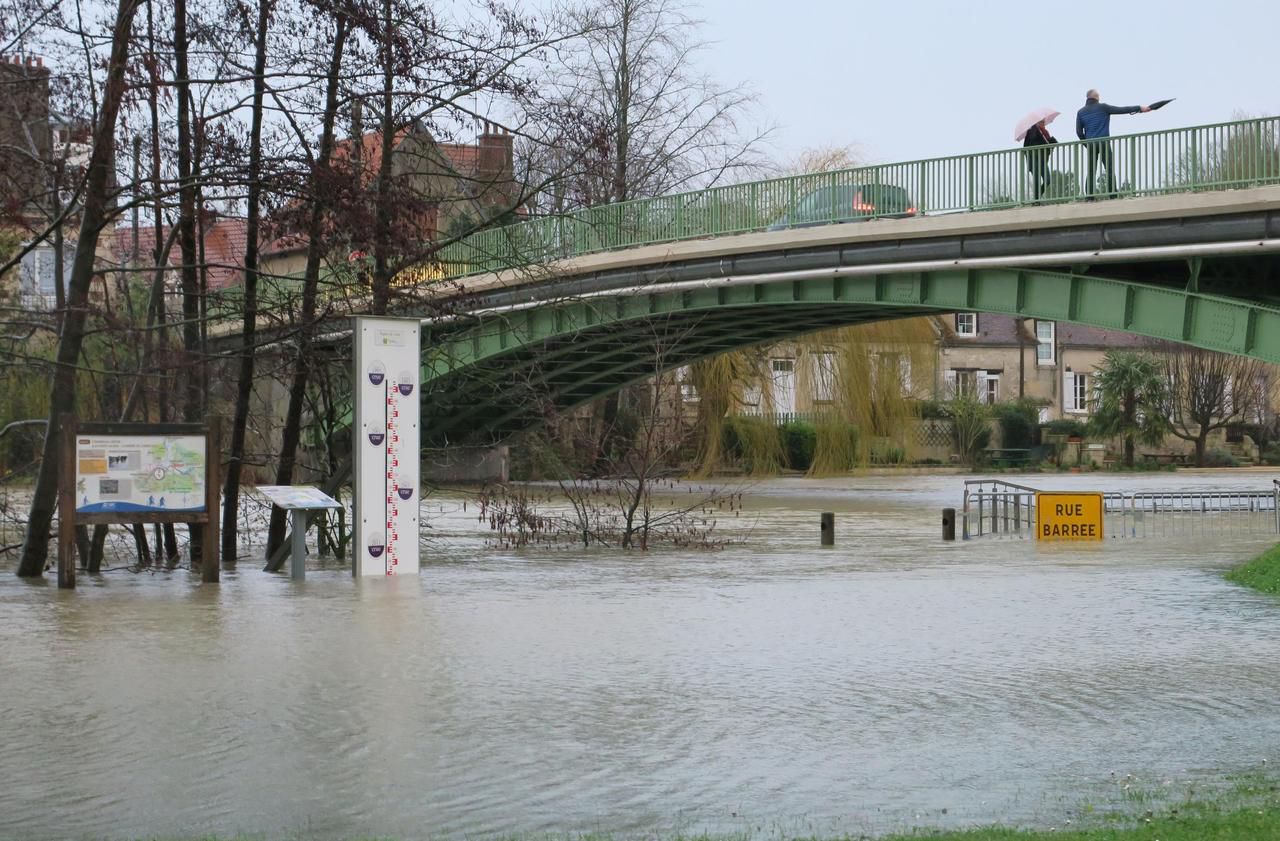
[1064,371,1091,413]
[18,246,75,306]
[955,313,977,336]
[985,374,1000,404]
[873,352,912,394]
[677,366,698,402]
[812,352,836,403]
[1035,320,1055,365]
[771,357,797,414]
[947,369,977,398]
[1075,374,1090,412]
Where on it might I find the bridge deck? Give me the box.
[439,184,1280,304]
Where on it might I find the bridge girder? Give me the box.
[414,265,1280,445]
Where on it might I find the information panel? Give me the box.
[256,485,342,511]
[74,434,207,513]
[353,316,421,576]
[1035,491,1104,541]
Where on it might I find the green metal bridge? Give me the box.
[259,116,1280,569]
[396,116,1280,445]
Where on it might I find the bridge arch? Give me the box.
[418,266,1280,444]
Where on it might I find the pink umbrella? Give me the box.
[1014,107,1060,141]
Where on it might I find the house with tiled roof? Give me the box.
[100,210,250,300]
[706,313,1273,461]
[261,117,519,279]
[719,314,1161,423]
[937,313,1156,419]
[3,54,106,310]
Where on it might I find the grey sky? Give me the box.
[690,0,1280,166]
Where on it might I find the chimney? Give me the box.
[477,120,514,213]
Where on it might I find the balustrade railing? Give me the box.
[438,115,1280,281]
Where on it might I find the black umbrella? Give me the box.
[1148,98,1176,110]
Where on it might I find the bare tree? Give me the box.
[534,0,769,207]
[16,0,142,577]
[520,0,769,471]
[260,4,352,558]
[1162,346,1271,466]
[220,0,276,562]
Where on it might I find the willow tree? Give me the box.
[685,317,938,477]
[685,349,781,477]
[798,319,938,474]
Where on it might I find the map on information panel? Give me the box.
[75,435,206,513]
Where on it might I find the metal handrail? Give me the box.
[436,115,1280,280]
[964,478,1042,495]
[963,480,1280,540]
[962,479,1040,539]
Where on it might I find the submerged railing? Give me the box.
[962,479,1040,539]
[438,115,1280,280]
[1102,490,1278,539]
[963,479,1280,540]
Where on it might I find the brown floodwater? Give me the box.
[2,472,1280,840]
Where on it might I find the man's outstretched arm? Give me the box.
[1105,103,1148,115]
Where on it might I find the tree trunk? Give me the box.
[16,0,142,577]
[265,16,348,561]
[75,526,90,569]
[174,0,205,565]
[370,0,395,314]
[88,525,108,573]
[1123,435,1135,468]
[144,0,169,427]
[222,0,274,563]
[132,523,152,567]
[1195,432,1209,467]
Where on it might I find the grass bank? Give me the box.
[119,771,1280,841]
[1225,541,1280,594]
[128,805,1280,841]
[875,804,1280,838]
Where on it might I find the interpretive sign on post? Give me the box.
[257,485,342,581]
[1035,491,1104,541]
[257,485,341,510]
[352,316,421,577]
[74,433,207,512]
[58,416,221,589]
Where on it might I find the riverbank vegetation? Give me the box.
[124,804,1280,841]
[1225,541,1280,593]
[885,805,1280,839]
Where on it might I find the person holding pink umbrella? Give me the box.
[1015,107,1060,200]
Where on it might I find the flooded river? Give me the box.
[3,472,1280,840]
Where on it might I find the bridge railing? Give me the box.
[438,115,1280,281]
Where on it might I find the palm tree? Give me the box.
[1088,351,1170,467]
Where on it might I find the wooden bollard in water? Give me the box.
[942,507,956,541]
[820,512,835,546]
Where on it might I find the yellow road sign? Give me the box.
[1035,492,1104,541]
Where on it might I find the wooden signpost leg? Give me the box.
[57,414,76,590]
[202,418,221,583]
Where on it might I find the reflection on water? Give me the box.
[3,473,1280,840]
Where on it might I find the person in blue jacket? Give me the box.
[1076,89,1151,198]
